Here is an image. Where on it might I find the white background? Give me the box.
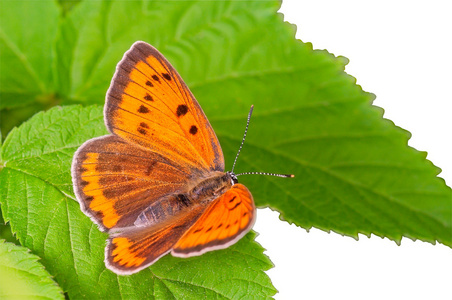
[253,1,452,299]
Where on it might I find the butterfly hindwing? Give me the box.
[105,203,207,274]
[72,135,193,231]
[105,41,224,172]
[172,184,256,256]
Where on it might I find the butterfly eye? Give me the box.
[228,172,238,184]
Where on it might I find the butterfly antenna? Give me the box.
[235,171,294,178]
[231,105,254,174]
[231,105,295,179]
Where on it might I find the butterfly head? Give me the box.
[226,171,239,185]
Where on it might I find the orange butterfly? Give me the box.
[72,41,292,275]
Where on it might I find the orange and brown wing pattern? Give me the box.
[172,184,255,257]
[105,204,207,274]
[71,135,192,231]
[105,41,224,172]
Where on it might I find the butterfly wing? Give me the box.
[72,135,193,231]
[105,203,207,275]
[172,184,256,257]
[105,41,224,172]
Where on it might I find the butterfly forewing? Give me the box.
[72,135,192,231]
[172,184,256,256]
[106,41,224,172]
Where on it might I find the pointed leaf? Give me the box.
[0,239,64,300]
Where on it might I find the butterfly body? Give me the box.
[134,171,235,228]
[72,41,257,274]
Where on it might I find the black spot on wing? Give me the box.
[176,105,188,117]
[137,127,147,135]
[229,196,237,203]
[80,180,89,188]
[230,202,241,210]
[144,94,153,101]
[139,122,149,129]
[189,125,198,135]
[138,105,149,114]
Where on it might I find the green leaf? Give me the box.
[0,1,61,139]
[0,106,276,299]
[54,0,281,104]
[0,1,60,109]
[0,239,64,300]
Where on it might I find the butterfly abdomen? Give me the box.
[134,194,192,227]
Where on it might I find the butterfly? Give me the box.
[71,41,292,275]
